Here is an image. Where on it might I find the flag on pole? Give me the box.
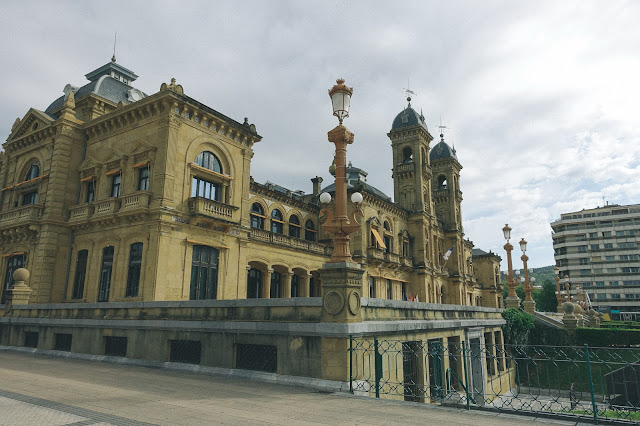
[443,246,454,261]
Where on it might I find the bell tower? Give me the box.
[430,133,463,233]
[387,97,434,213]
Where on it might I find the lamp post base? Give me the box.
[522,300,536,314]
[505,297,521,309]
[318,262,364,323]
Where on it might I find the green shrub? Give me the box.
[502,308,535,347]
[529,321,571,346]
[575,327,640,347]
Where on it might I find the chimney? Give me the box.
[311,176,323,196]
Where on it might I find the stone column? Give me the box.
[283,271,293,298]
[261,268,272,299]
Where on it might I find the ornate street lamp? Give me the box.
[503,224,520,309]
[320,79,363,263]
[520,238,536,313]
[554,266,563,312]
[564,275,571,302]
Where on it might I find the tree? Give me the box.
[532,279,558,312]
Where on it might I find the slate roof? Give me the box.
[44,61,147,118]
[430,137,458,162]
[391,99,428,131]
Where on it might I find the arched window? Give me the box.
[195,151,222,173]
[289,214,301,238]
[125,242,143,297]
[247,268,262,298]
[25,164,40,181]
[250,203,265,229]
[402,147,413,163]
[437,175,447,189]
[305,220,316,242]
[271,209,284,234]
[190,245,218,300]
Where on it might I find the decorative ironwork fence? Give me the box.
[349,337,640,424]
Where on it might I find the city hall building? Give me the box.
[0,58,502,309]
[0,59,508,401]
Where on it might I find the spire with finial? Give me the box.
[111,32,117,62]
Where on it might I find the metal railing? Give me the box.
[349,337,640,424]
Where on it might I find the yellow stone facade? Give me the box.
[0,60,501,310]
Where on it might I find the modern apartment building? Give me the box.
[551,204,640,313]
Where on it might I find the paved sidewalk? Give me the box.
[0,351,586,426]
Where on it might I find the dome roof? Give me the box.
[430,135,458,162]
[391,98,428,131]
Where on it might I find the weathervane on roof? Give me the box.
[403,77,416,104]
[439,118,455,153]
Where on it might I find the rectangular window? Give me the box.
[291,274,299,297]
[98,246,114,302]
[606,256,615,262]
[402,282,407,301]
[610,281,619,286]
[369,276,375,298]
[104,336,128,357]
[169,340,201,365]
[191,176,221,201]
[54,333,72,352]
[625,294,635,299]
[611,294,621,299]
[86,180,95,203]
[580,269,591,276]
[125,243,143,297]
[386,279,392,299]
[111,174,121,197]
[602,231,611,237]
[588,232,597,238]
[577,245,587,252]
[604,243,614,249]
[71,250,88,299]
[579,258,589,265]
[575,234,587,241]
[596,281,605,287]
[596,293,606,299]
[22,191,38,205]
[138,166,150,191]
[590,244,600,250]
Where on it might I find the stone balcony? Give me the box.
[93,199,121,216]
[249,228,329,255]
[188,197,239,223]
[0,204,44,226]
[367,247,385,263]
[120,192,151,212]
[68,204,95,222]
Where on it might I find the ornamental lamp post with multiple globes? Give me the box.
[319,79,364,263]
[317,79,366,324]
[520,237,536,313]
[554,266,563,312]
[502,224,521,309]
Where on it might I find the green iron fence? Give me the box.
[349,336,640,424]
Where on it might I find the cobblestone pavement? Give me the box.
[0,351,588,425]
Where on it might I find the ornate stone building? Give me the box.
[0,59,501,309]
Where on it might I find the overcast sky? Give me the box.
[1,0,639,268]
